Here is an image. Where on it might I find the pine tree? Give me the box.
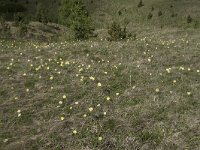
[58,0,74,26]
[138,0,144,8]
[58,0,94,40]
[108,21,128,41]
[35,3,48,24]
[187,15,192,23]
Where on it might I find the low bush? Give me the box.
[138,0,144,8]
[187,15,192,23]
[0,16,11,38]
[107,21,130,41]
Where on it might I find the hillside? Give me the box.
[0,0,200,149]
[1,0,200,28]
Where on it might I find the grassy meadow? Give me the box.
[0,27,200,149]
[0,0,200,149]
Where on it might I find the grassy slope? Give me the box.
[0,27,200,149]
[1,0,200,149]
[12,0,200,28]
[86,0,200,28]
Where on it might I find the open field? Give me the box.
[0,27,200,149]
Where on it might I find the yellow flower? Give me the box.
[179,67,185,71]
[72,130,77,134]
[65,61,70,65]
[97,83,102,87]
[49,76,54,80]
[75,101,79,105]
[166,68,171,73]
[155,88,160,93]
[187,92,191,95]
[173,80,177,83]
[83,114,87,118]
[88,107,94,112]
[116,93,119,96]
[106,97,110,101]
[79,68,83,72]
[17,110,21,113]
[59,101,63,105]
[98,136,103,141]
[63,95,67,99]
[3,139,8,143]
[89,76,95,81]
[60,116,65,121]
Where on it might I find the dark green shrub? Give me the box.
[59,0,94,40]
[19,22,28,37]
[118,10,122,16]
[187,15,192,23]
[14,13,23,26]
[147,12,153,19]
[107,21,129,41]
[171,12,177,18]
[13,13,29,37]
[0,16,11,38]
[35,3,48,24]
[193,20,199,29]
[58,0,73,26]
[0,3,26,13]
[158,11,163,16]
[14,13,30,26]
[73,18,94,40]
[138,0,144,8]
